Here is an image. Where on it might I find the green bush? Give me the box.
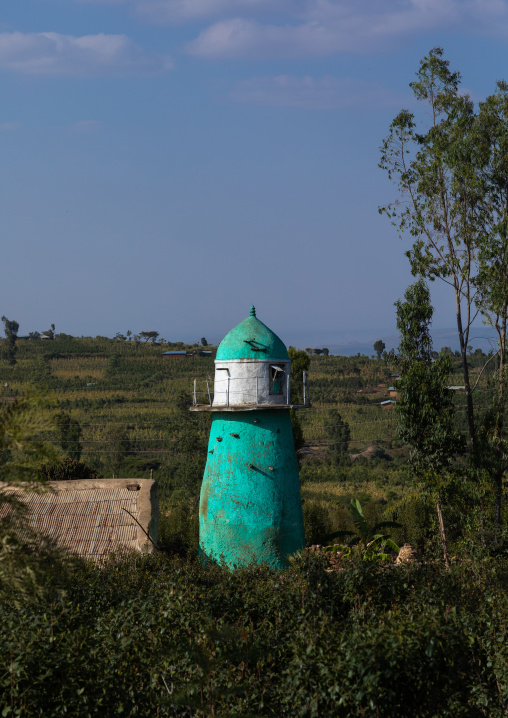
[38,457,99,481]
[159,498,199,554]
[2,556,508,717]
[303,500,332,545]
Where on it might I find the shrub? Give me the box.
[2,557,508,717]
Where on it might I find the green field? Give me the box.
[1,335,501,551]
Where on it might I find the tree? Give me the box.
[288,347,310,453]
[0,393,64,600]
[288,347,310,406]
[105,354,122,378]
[379,47,480,444]
[201,337,208,347]
[102,425,131,475]
[373,340,385,359]
[395,280,463,567]
[380,47,508,524]
[140,331,159,343]
[54,412,82,461]
[1,316,19,366]
[471,84,508,525]
[324,408,351,463]
[168,390,209,497]
[322,348,329,356]
[38,457,98,482]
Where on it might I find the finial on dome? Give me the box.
[250,305,256,317]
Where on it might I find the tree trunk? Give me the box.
[436,495,450,569]
[494,387,504,529]
[494,311,506,526]
[494,470,503,526]
[454,284,476,446]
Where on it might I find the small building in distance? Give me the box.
[162,351,188,358]
[162,349,215,359]
[388,386,399,398]
[380,399,396,409]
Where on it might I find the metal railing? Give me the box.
[192,372,309,407]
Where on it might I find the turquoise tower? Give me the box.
[191,307,309,570]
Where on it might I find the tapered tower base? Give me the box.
[199,411,304,569]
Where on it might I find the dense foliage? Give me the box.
[1,552,508,717]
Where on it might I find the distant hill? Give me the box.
[285,327,499,357]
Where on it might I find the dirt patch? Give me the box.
[298,445,328,462]
[349,444,391,462]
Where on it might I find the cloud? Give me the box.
[70,120,103,133]
[186,0,508,58]
[72,0,508,59]
[135,0,276,23]
[187,18,340,58]
[0,122,20,131]
[0,31,173,75]
[78,0,294,23]
[230,75,410,110]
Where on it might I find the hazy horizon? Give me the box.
[8,324,498,357]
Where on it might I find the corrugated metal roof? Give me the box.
[1,479,157,561]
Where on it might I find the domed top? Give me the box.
[216,307,289,361]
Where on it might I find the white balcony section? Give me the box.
[213,359,289,407]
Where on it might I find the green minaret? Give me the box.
[191,307,309,569]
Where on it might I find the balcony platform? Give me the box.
[190,403,311,412]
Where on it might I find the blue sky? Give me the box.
[1,1,507,348]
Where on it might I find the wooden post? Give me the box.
[436,495,450,569]
[303,371,307,405]
[206,380,212,406]
[193,379,197,405]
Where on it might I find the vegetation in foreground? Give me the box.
[1,551,508,717]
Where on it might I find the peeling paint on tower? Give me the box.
[191,306,309,570]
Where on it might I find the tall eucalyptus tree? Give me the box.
[380,48,508,524]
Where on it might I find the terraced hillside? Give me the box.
[0,336,496,548]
